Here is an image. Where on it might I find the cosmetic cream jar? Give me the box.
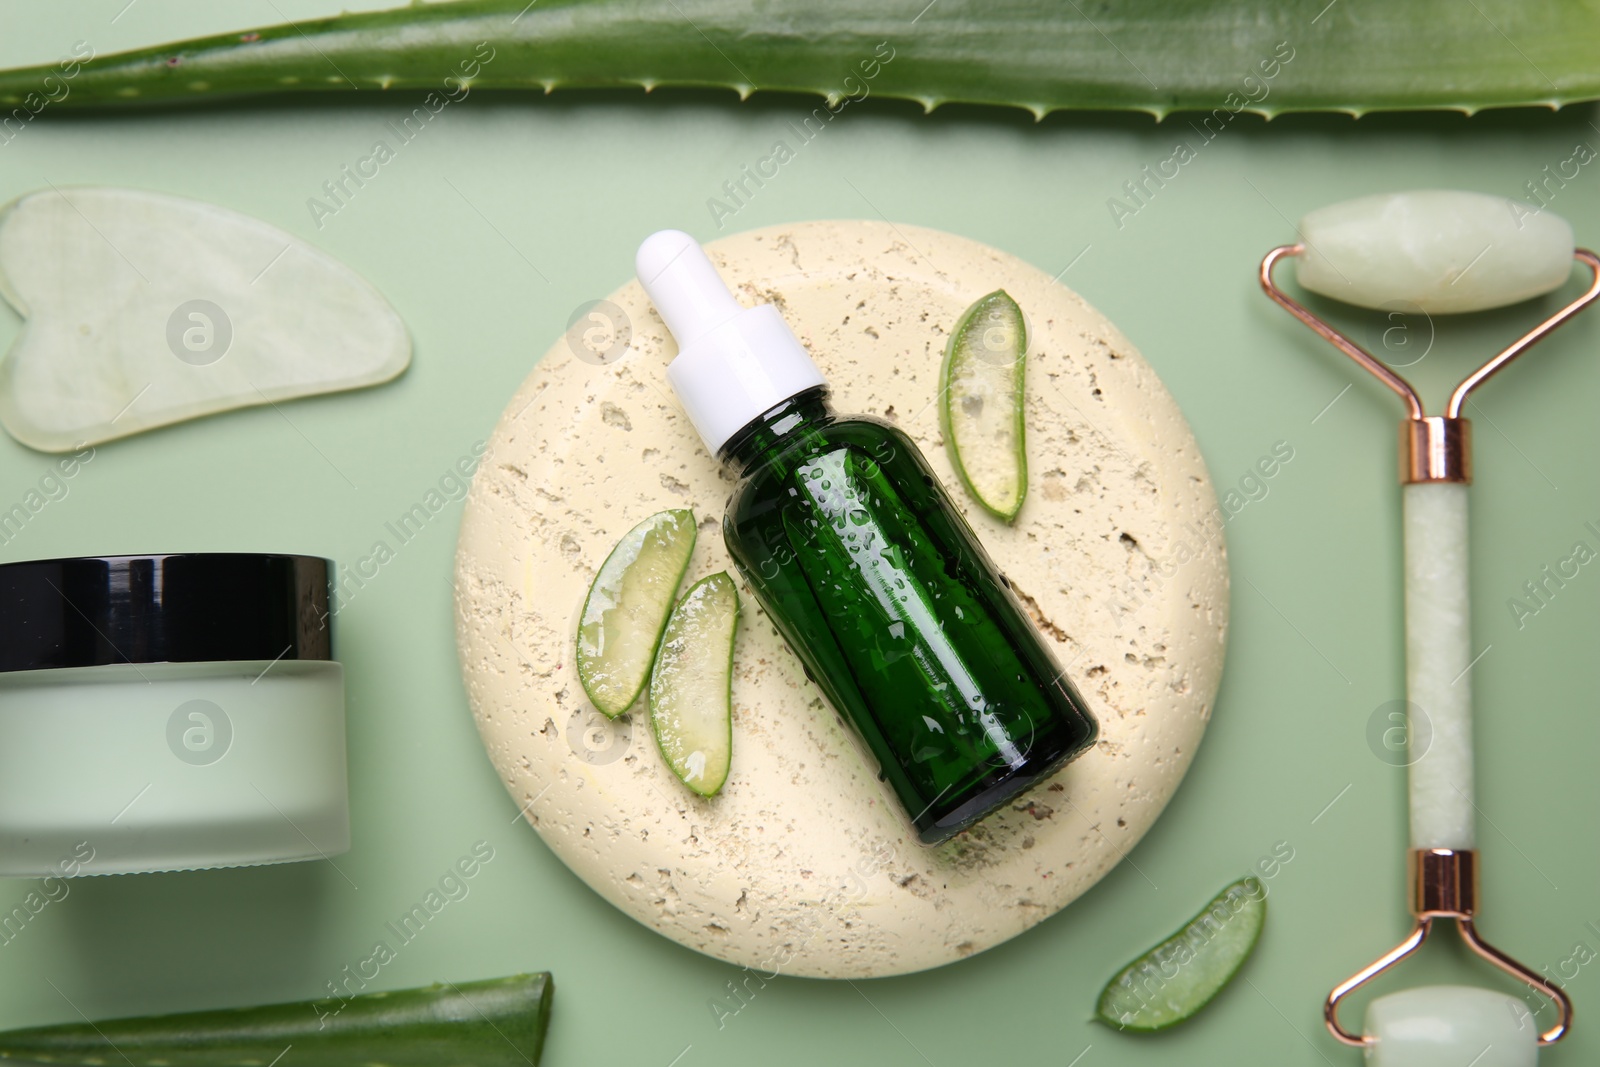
[0,554,349,877]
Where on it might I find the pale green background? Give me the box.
[1,4,1597,1065]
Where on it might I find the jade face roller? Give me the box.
[1260,190,1600,1062]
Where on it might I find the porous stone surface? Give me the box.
[454,220,1228,978]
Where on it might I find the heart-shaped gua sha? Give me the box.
[0,187,409,452]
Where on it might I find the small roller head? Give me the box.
[1365,985,1538,1066]
[1296,190,1574,314]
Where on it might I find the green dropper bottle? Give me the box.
[636,231,1097,844]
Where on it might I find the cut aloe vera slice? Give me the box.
[1095,876,1266,1032]
[649,572,739,797]
[940,290,1028,522]
[576,509,696,718]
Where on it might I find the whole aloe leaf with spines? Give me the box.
[0,973,554,1067]
[0,0,1597,117]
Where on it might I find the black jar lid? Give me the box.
[0,554,334,673]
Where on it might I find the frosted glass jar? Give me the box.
[0,554,349,877]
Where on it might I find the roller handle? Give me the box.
[1403,483,1475,849]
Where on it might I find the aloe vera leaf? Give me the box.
[0,973,553,1067]
[0,0,1595,118]
[649,571,739,798]
[941,289,1028,523]
[575,508,697,719]
[1095,878,1265,1032]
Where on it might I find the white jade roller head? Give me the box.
[1364,986,1538,1067]
[1295,190,1575,314]
[1260,190,1600,482]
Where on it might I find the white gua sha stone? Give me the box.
[1296,189,1574,314]
[0,187,410,451]
[1260,192,1598,1060]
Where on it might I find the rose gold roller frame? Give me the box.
[1259,244,1600,1048]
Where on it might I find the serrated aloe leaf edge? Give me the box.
[1,0,1597,118]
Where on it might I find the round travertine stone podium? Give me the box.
[454,220,1228,979]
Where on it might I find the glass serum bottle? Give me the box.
[636,231,1098,843]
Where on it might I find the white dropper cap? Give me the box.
[636,229,826,454]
